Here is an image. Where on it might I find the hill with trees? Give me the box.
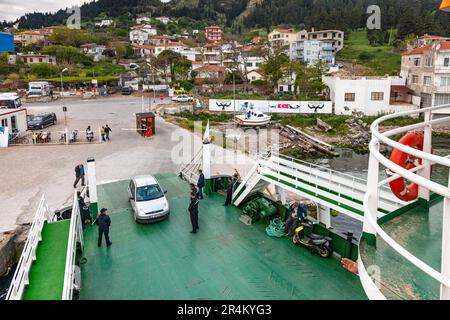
[4,0,450,41]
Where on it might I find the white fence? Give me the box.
[62,192,84,300]
[6,195,49,300]
[209,99,332,114]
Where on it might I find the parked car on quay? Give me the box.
[121,86,134,95]
[127,175,170,223]
[27,112,57,130]
[172,94,193,102]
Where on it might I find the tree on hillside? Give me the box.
[50,27,103,47]
[258,43,290,92]
[293,61,327,99]
[41,45,93,66]
[173,58,192,82]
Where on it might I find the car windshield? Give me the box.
[136,184,164,202]
[32,116,43,121]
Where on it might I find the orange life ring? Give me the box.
[387,131,432,201]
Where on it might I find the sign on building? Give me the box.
[209,99,332,114]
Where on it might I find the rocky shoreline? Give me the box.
[0,225,30,278]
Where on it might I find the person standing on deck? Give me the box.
[284,202,300,236]
[188,192,199,233]
[77,191,88,225]
[223,177,233,206]
[96,208,112,247]
[104,124,112,141]
[73,164,85,188]
[197,169,205,199]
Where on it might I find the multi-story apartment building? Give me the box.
[289,28,344,65]
[268,29,297,47]
[290,39,335,66]
[401,41,450,108]
[14,30,46,46]
[307,28,344,52]
[205,26,223,43]
[202,42,222,65]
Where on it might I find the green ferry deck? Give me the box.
[78,173,366,300]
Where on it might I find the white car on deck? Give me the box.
[127,175,170,223]
[172,94,193,102]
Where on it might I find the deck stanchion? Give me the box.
[418,110,432,210]
[363,138,380,246]
[202,120,213,195]
[86,158,98,219]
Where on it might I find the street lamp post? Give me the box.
[226,68,236,111]
[60,68,68,126]
[147,62,159,112]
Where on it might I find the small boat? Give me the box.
[234,109,271,127]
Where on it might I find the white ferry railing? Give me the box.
[62,192,84,300]
[361,103,450,300]
[179,148,202,184]
[6,195,49,300]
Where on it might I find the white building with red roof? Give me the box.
[417,34,450,48]
[401,41,450,109]
[129,25,157,45]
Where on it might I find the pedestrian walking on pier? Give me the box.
[104,124,112,141]
[96,208,112,247]
[188,192,199,233]
[73,164,85,188]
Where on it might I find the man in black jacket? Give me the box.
[104,124,112,141]
[96,208,112,247]
[188,192,199,233]
[197,170,205,199]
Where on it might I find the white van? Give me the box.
[28,82,51,96]
[0,93,23,109]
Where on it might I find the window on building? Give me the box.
[441,77,450,87]
[345,93,355,101]
[11,116,17,131]
[412,75,419,84]
[413,58,421,66]
[425,57,433,67]
[1,118,8,127]
[444,58,450,67]
[371,92,384,101]
[39,58,42,62]
[246,63,253,67]
[423,76,432,85]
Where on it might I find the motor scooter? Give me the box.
[292,222,333,258]
[86,130,94,142]
[69,130,78,143]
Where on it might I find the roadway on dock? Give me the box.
[79,173,366,300]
